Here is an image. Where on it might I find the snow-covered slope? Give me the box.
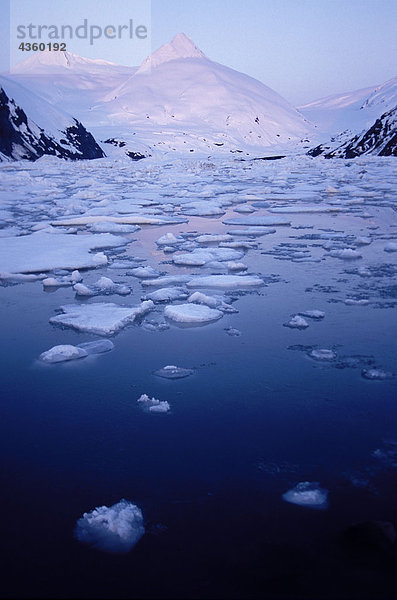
[308,104,397,158]
[0,75,104,161]
[303,75,397,158]
[9,51,135,124]
[299,76,397,139]
[100,33,312,151]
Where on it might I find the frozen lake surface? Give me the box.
[0,154,397,598]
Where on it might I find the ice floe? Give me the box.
[173,248,243,266]
[329,249,362,260]
[284,315,309,329]
[89,222,141,234]
[39,344,88,364]
[156,232,184,246]
[74,277,130,297]
[299,310,325,320]
[227,228,276,236]
[282,482,329,509]
[77,340,114,354]
[196,234,233,244]
[187,291,237,313]
[224,327,242,337]
[186,275,264,289]
[344,298,369,306]
[42,277,73,288]
[74,499,145,553]
[141,275,192,288]
[0,232,126,274]
[164,303,223,324]
[223,216,291,226]
[129,266,161,279]
[309,349,337,361]
[142,287,188,303]
[137,393,170,413]
[153,365,194,379]
[52,215,188,226]
[50,301,154,335]
[361,368,394,380]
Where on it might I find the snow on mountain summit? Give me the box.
[12,50,120,74]
[103,33,312,150]
[137,33,206,73]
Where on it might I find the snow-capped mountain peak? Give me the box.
[136,33,206,74]
[11,50,120,74]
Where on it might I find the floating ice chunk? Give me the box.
[310,349,337,361]
[188,291,219,308]
[361,369,394,380]
[299,310,325,320]
[187,291,237,313]
[108,260,139,270]
[73,283,94,296]
[42,277,72,288]
[234,205,255,213]
[96,277,130,295]
[196,234,233,244]
[74,499,145,553]
[89,222,141,234]
[0,232,126,274]
[270,206,341,214]
[0,271,45,282]
[173,248,243,266]
[77,340,114,355]
[153,365,194,379]
[187,275,264,289]
[225,327,242,337]
[39,344,88,364]
[74,277,130,297]
[70,270,83,283]
[344,298,369,306]
[223,216,290,226]
[142,287,188,303]
[181,202,225,216]
[220,241,257,250]
[226,262,247,272]
[52,215,188,226]
[329,249,362,260]
[129,266,161,279]
[137,394,170,413]
[50,301,154,336]
[142,320,170,332]
[164,303,223,324]
[141,275,192,288]
[284,315,309,329]
[355,236,372,246]
[93,252,108,265]
[282,482,329,509]
[357,267,371,278]
[384,243,397,253]
[156,232,183,246]
[227,228,276,236]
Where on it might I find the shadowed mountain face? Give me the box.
[0,82,105,161]
[308,105,397,159]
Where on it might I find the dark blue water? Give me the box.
[1,239,397,600]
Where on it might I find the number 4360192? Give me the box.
[19,42,67,51]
